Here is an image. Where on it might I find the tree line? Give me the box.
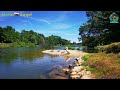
[79,11,120,48]
[0,26,71,48]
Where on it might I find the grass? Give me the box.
[82,53,120,79]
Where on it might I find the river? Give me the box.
[0,47,76,79]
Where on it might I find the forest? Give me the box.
[0,26,71,48]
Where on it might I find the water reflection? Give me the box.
[0,49,18,64]
[0,47,76,79]
[0,47,44,64]
[20,50,45,61]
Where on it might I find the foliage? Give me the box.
[95,42,120,54]
[79,11,120,48]
[0,26,71,48]
[82,54,93,61]
[68,47,75,50]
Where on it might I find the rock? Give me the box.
[75,58,79,61]
[77,72,82,75]
[65,71,69,75]
[85,71,91,75]
[52,76,68,79]
[62,68,69,72]
[62,68,71,75]
[70,75,82,79]
[81,75,91,79]
[71,71,77,75]
[78,60,84,64]
[72,66,84,72]
[39,75,47,79]
[68,64,72,69]
[49,70,68,79]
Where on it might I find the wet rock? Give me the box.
[51,65,63,70]
[51,76,68,79]
[73,60,80,66]
[68,64,72,69]
[62,68,69,72]
[49,70,68,79]
[75,58,79,61]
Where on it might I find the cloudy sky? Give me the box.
[0,11,88,43]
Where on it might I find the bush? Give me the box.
[105,42,120,54]
[68,47,75,50]
[82,54,93,61]
[95,42,120,54]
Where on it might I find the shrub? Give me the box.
[68,47,75,50]
[95,42,120,54]
[82,54,93,61]
[105,42,120,54]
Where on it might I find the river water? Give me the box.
[0,47,76,79]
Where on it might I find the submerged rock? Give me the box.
[49,70,68,79]
[39,75,47,79]
[51,76,68,79]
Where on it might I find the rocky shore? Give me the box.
[63,56,94,79]
[42,50,94,79]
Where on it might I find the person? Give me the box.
[65,47,68,50]
[65,47,70,54]
[57,49,60,52]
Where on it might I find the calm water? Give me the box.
[0,47,76,79]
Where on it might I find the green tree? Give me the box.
[79,11,120,47]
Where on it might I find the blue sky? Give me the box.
[0,11,88,43]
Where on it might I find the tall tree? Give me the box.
[79,11,120,47]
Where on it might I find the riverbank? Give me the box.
[42,50,94,79]
[0,42,37,48]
